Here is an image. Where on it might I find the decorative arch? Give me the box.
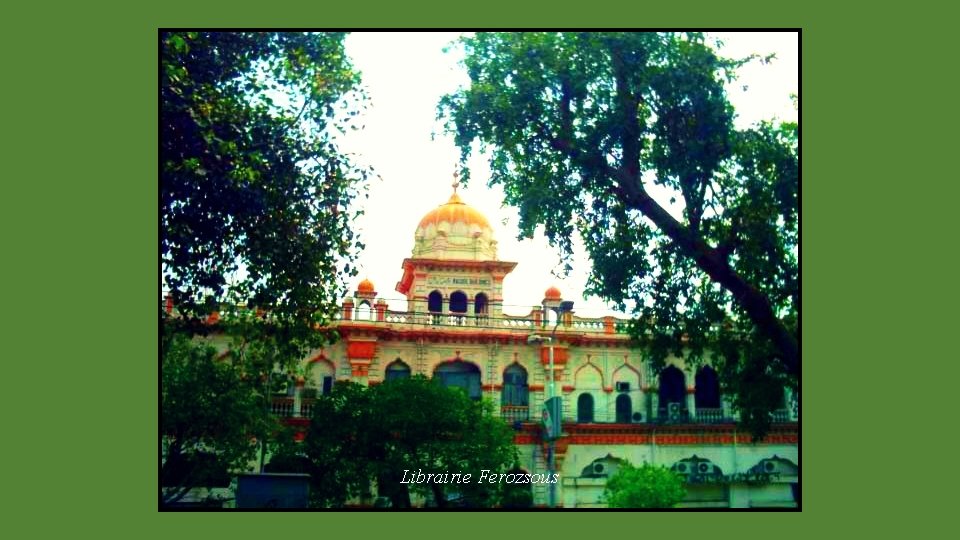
[670,455,724,480]
[574,362,604,388]
[385,358,411,381]
[612,362,642,388]
[355,300,372,321]
[579,454,626,478]
[747,456,799,477]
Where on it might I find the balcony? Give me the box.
[500,405,530,424]
[270,396,316,419]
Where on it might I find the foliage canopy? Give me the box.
[161,31,369,353]
[603,461,687,508]
[271,376,519,508]
[161,336,274,506]
[440,32,798,435]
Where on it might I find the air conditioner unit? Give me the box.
[616,382,630,392]
[675,463,688,473]
[593,463,605,475]
[668,402,682,422]
[697,462,713,474]
[631,412,643,422]
[763,461,777,473]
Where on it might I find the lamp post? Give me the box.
[528,300,574,508]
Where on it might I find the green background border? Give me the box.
[9,0,909,534]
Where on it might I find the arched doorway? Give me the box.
[577,393,594,423]
[615,394,632,423]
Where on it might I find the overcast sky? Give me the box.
[336,32,798,319]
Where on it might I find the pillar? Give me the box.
[686,383,697,421]
[293,376,305,417]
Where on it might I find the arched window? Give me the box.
[695,366,721,409]
[449,291,467,313]
[501,364,529,407]
[385,359,411,382]
[615,394,632,423]
[474,293,488,314]
[356,301,372,321]
[428,290,443,312]
[577,393,594,423]
[659,365,686,416]
[308,360,335,396]
[434,361,481,400]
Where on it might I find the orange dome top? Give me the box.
[544,286,562,300]
[357,278,375,293]
[417,192,491,230]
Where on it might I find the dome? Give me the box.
[544,286,562,300]
[412,189,498,261]
[357,278,375,294]
[417,192,491,230]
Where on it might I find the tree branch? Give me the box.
[534,123,798,376]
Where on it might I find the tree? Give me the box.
[440,32,798,435]
[161,31,369,359]
[160,33,370,505]
[272,376,518,508]
[161,335,274,507]
[603,461,686,508]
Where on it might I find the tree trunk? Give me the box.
[623,186,799,376]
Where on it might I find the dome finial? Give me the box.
[452,166,460,194]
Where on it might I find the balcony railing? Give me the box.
[271,396,295,417]
[771,409,792,423]
[694,408,731,424]
[341,310,631,334]
[270,396,316,419]
[501,405,531,424]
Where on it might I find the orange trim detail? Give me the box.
[346,341,377,359]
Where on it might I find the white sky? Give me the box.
[336,31,798,319]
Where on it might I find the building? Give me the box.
[277,183,800,509]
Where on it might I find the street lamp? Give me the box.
[528,299,574,508]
